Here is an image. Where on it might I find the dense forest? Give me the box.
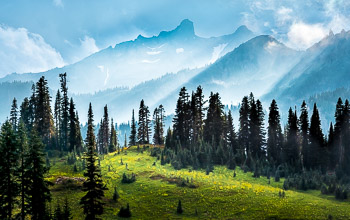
[1,73,350,219]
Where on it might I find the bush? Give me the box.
[335,186,348,200]
[121,173,136,184]
[113,187,120,201]
[177,200,183,214]
[118,203,131,218]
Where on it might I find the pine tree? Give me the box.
[173,87,191,148]
[239,96,250,163]
[191,86,206,144]
[54,90,62,151]
[299,101,310,169]
[25,129,51,220]
[34,76,55,149]
[327,122,335,169]
[20,97,32,132]
[109,119,117,153]
[101,105,110,154]
[203,92,224,147]
[177,200,183,214]
[283,107,300,166]
[267,99,283,164]
[10,98,18,131]
[129,109,137,146]
[334,98,344,169]
[75,112,83,154]
[226,110,238,154]
[59,73,69,151]
[137,100,151,144]
[17,121,29,219]
[62,197,72,220]
[153,105,165,145]
[309,103,324,169]
[69,98,77,152]
[0,121,19,219]
[80,103,107,220]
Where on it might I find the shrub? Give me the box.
[177,200,183,214]
[121,173,136,184]
[118,203,131,218]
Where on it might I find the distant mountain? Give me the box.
[262,30,350,118]
[0,19,255,94]
[158,35,301,109]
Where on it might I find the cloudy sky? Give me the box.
[0,0,349,77]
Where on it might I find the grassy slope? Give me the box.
[48,146,350,219]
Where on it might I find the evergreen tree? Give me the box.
[177,200,183,214]
[17,121,29,219]
[267,99,283,164]
[203,92,224,147]
[283,107,300,166]
[153,105,165,145]
[62,197,72,220]
[80,103,107,220]
[129,109,137,146]
[333,98,344,169]
[191,86,206,144]
[299,101,310,169]
[309,103,324,169]
[137,100,151,144]
[173,87,191,148]
[68,98,78,152]
[20,97,32,132]
[101,105,110,154]
[239,96,250,163]
[0,121,19,219]
[10,98,18,131]
[34,76,55,149]
[75,112,84,153]
[59,73,69,151]
[226,110,238,154]
[109,119,117,152]
[25,129,51,220]
[54,90,62,151]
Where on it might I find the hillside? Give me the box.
[47,146,350,219]
[263,30,350,122]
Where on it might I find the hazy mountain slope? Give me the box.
[0,19,254,94]
[158,35,302,110]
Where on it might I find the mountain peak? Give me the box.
[234,25,251,34]
[158,19,195,38]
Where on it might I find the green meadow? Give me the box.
[48,146,350,219]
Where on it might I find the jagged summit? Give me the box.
[234,25,251,35]
[158,19,195,39]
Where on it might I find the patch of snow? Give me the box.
[209,43,227,64]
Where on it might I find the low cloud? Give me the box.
[286,22,327,50]
[0,25,65,77]
[67,36,100,63]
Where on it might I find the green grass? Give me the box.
[48,146,350,219]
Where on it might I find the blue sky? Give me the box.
[0,0,349,77]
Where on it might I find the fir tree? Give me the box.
[0,121,19,219]
[54,90,62,151]
[109,118,117,153]
[10,98,18,131]
[137,100,151,144]
[177,200,183,214]
[283,107,300,166]
[59,73,69,151]
[226,110,238,154]
[203,92,224,148]
[34,76,55,149]
[309,103,324,169]
[153,105,165,145]
[68,98,78,152]
[173,87,191,148]
[20,97,32,132]
[267,99,283,164]
[239,96,250,163]
[129,109,137,146]
[299,101,310,169]
[80,103,107,220]
[25,129,51,220]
